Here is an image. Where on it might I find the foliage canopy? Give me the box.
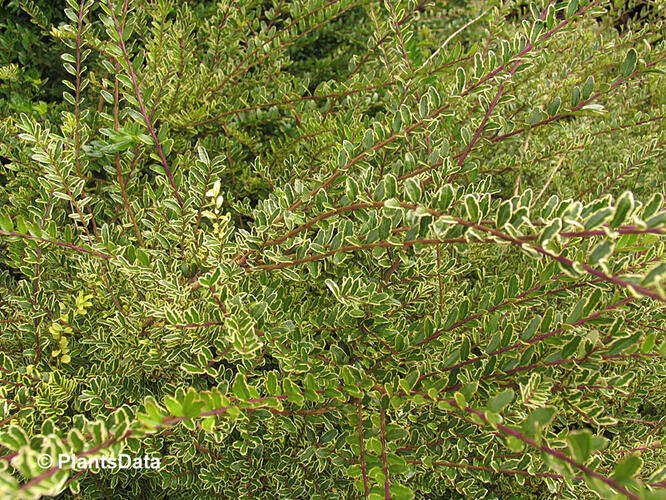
[0,0,665,498]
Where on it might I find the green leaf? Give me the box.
[320,428,338,444]
[561,337,581,359]
[610,191,634,228]
[608,332,641,355]
[496,200,512,228]
[506,435,525,452]
[438,184,454,211]
[646,211,666,228]
[487,389,514,413]
[362,129,374,150]
[249,301,267,318]
[347,464,362,477]
[419,95,430,119]
[385,426,409,442]
[68,429,85,452]
[389,484,415,500]
[197,145,209,165]
[584,207,613,230]
[366,436,382,456]
[384,174,397,198]
[613,455,642,482]
[565,298,586,324]
[568,430,592,464]
[567,0,579,17]
[620,48,637,77]
[0,425,28,450]
[571,86,581,107]
[529,20,543,43]
[526,108,543,126]
[443,306,458,330]
[591,435,609,453]
[373,181,386,202]
[404,178,422,203]
[0,213,14,232]
[284,378,304,405]
[232,373,250,401]
[325,279,341,300]
[640,333,656,353]
[337,147,349,168]
[486,332,501,354]
[547,96,561,116]
[164,395,183,417]
[582,76,594,100]
[460,336,470,360]
[136,248,150,266]
[643,192,662,219]
[164,308,179,325]
[521,316,541,341]
[399,370,419,393]
[266,371,279,394]
[464,195,480,222]
[456,67,465,94]
[641,262,666,288]
[588,241,614,268]
[384,198,402,210]
[538,218,562,246]
[583,288,602,316]
[182,390,205,417]
[15,215,27,234]
[345,177,359,201]
[428,86,441,107]
[442,348,460,368]
[523,407,556,439]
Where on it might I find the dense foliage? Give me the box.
[1,0,665,498]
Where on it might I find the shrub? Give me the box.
[0,0,665,499]
[0,1,68,115]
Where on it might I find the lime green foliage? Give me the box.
[0,0,665,499]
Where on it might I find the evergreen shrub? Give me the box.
[0,0,665,498]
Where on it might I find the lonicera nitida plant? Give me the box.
[0,0,665,498]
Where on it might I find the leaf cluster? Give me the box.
[0,1,665,499]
